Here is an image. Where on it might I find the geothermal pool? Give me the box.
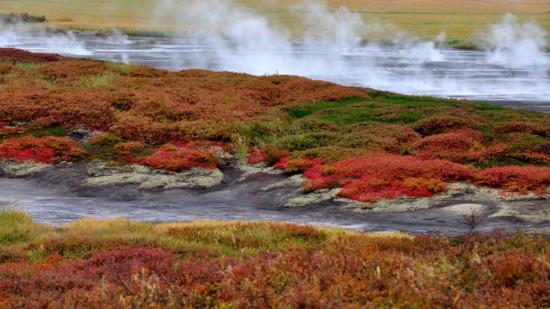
[1,32,550,111]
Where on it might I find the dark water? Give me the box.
[0,167,545,235]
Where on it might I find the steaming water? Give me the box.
[1,31,549,110]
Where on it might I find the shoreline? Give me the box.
[1,159,549,235]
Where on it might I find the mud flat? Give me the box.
[0,160,548,235]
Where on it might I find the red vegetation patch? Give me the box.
[495,121,548,137]
[1,231,550,308]
[0,89,115,130]
[0,122,22,136]
[69,246,177,281]
[274,157,323,174]
[113,141,145,161]
[0,50,365,145]
[413,115,473,136]
[0,136,86,164]
[143,143,219,172]
[0,48,60,63]
[298,154,474,202]
[475,165,550,194]
[247,145,290,165]
[414,129,485,162]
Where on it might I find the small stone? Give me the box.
[361,203,376,210]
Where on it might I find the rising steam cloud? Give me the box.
[482,13,548,68]
[0,0,548,103]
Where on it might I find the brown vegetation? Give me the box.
[0,211,549,308]
[0,49,549,203]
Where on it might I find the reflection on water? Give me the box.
[1,32,549,110]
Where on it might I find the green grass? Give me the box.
[0,211,50,246]
[84,73,117,89]
[29,126,69,138]
[288,97,367,118]
[0,0,548,45]
[0,211,343,259]
[15,62,37,72]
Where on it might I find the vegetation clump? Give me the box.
[0,136,85,164]
[0,12,46,23]
[0,211,549,308]
[0,49,549,202]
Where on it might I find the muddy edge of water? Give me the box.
[1,162,549,235]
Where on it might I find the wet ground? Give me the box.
[0,165,548,235]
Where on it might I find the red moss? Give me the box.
[113,141,145,161]
[413,115,472,136]
[0,122,22,136]
[474,165,550,194]
[0,136,86,164]
[300,154,473,202]
[414,129,484,162]
[274,157,323,174]
[340,176,447,201]
[247,145,290,165]
[247,148,269,165]
[143,143,218,172]
[495,122,548,137]
[0,48,60,63]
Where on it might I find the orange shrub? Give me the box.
[414,129,484,162]
[0,136,86,164]
[299,154,474,202]
[0,48,59,63]
[113,141,145,161]
[274,157,323,174]
[474,166,550,194]
[413,115,472,136]
[0,89,115,130]
[143,143,218,172]
[495,122,548,137]
[247,145,290,165]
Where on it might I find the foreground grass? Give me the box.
[0,0,548,43]
[0,210,549,307]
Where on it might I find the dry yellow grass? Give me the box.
[0,0,548,41]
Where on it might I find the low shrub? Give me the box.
[143,143,218,172]
[1,215,550,308]
[414,129,485,162]
[413,115,472,136]
[338,123,421,153]
[300,154,474,201]
[0,48,58,63]
[0,136,86,164]
[474,165,550,194]
[274,157,323,174]
[247,145,290,165]
[113,141,145,161]
[495,121,548,137]
[339,176,447,201]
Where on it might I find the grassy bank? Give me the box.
[0,0,548,44]
[0,48,548,205]
[0,210,549,307]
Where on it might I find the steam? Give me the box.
[0,0,548,105]
[153,0,443,79]
[0,18,131,62]
[482,13,548,68]
[0,23,91,56]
